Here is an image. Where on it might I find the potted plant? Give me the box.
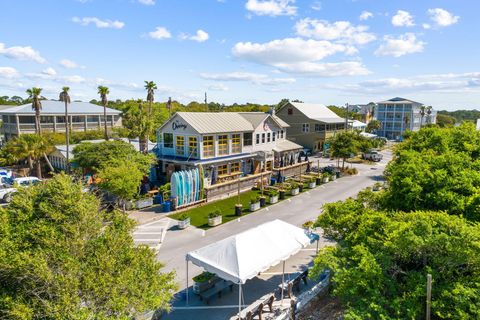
[268,190,279,204]
[250,196,261,212]
[178,213,190,229]
[322,173,330,183]
[290,182,299,196]
[307,177,316,189]
[192,272,218,294]
[208,210,222,227]
[302,220,314,231]
[330,172,337,181]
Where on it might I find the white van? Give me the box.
[0,177,41,203]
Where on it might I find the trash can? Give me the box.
[336,171,341,178]
[162,201,171,213]
[270,177,277,185]
[154,194,163,205]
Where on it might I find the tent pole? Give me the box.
[238,283,242,318]
[186,260,189,306]
[281,260,285,302]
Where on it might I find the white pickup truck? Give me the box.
[0,177,41,203]
[362,150,383,162]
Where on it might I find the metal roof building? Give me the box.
[0,100,122,140]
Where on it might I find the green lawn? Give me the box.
[169,179,319,229]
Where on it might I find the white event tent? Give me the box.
[185,219,315,315]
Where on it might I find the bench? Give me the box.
[278,269,309,298]
[238,294,275,320]
[199,280,234,304]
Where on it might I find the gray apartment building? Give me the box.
[276,102,345,152]
[0,100,122,141]
[375,97,436,140]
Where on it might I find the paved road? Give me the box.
[156,149,393,290]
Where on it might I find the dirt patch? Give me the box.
[297,295,344,320]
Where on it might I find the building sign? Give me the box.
[172,120,187,131]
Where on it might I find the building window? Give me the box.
[230,162,240,173]
[288,108,293,115]
[243,132,253,146]
[176,136,185,155]
[203,136,214,158]
[302,123,309,133]
[272,132,276,141]
[164,133,173,148]
[218,164,228,176]
[218,135,228,155]
[188,136,198,158]
[232,134,241,153]
[280,130,284,138]
[256,134,260,144]
[261,133,265,143]
[266,161,272,171]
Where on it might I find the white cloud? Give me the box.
[0,67,19,78]
[422,23,431,30]
[148,27,172,40]
[72,17,125,29]
[272,61,370,76]
[311,1,321,11]
[359,11,373,21]
[0,43,46,63]
[391,10,415,27]
[208,83,229,91]
[59,59,84,69]
[59,75,86,83]
[232,37,369,76]
[138,0,155,5]
[200,71,296,85]
[42,67,57,76]
[245,0,297,17]
[189,30,209,42]
[294,19,376,45]
[428,8,459,27]
[233,38,353,65]
[375,33,425,57]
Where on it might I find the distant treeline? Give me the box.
[438,109,480,123]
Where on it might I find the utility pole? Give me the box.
[204,92,208,112]
[345,103,349,132]
[426,274,432,320]
[167,97,172,118]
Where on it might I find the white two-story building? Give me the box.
[155,111,303,187]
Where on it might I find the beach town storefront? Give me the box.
[155,111,304,204]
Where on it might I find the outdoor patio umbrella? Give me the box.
[280,157,284,168]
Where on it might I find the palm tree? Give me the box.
[144,81,157,152]
[426,106,433,124]
[26,87,43,134]
[419,105,426,127]
[97,86,110,140]
[59,87,71,172]
[7,134,53,178]
[144,81,157,115]
[124,100,153,153]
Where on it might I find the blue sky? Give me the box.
[0,0,477,109]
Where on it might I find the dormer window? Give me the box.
[287,108,293,115]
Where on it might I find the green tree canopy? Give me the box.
[73,140,154,173]
[381,123,480,221]
[365,119,381,133]
[312,197,480,320]
[0,174,176,319]
[436,113,456,127]
[98,159,145,201]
